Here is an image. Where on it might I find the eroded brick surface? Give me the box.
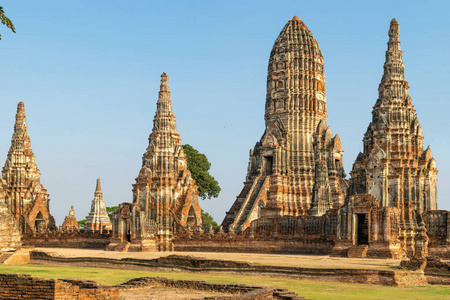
[337,19,438,258]
[108,73,202,252]
[222,16,347,234]
[2,102,55,234]
[61,206,79,232]
[0,198,21,250]
[115,276,305,299]
[0,273,119,299]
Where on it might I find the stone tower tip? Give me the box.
[288,16,306,28]
[160,72,170,92]
[96,177,102,192]
[17,102,25,113]
[389,18,399,32]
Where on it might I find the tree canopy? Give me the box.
[106,206,119,219]
[0,6,15,40]
[201,209,218,227]
[182,144,221,200]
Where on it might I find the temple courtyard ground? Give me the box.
[36,248,400,270]
[34,247,401,270]
[0,248,449,299]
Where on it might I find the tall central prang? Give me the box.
[223,17,347,233]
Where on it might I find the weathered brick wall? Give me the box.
[423,210,450,259]
[173,214,336,255]
[424,256,450,285]
[0,273,119,299]
[173,235,334,255]
[22,231,111,249]
[0,200,22,251]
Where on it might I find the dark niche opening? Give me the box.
[34,212,45,233]
[19,216,26,233]
[186,206,196,228]
[264,156,273,175]
[357,213,369,245]
[125,219,131,242]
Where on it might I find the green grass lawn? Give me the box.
[0,264,448,300]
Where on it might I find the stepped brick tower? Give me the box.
[222,17,347,233]
[108,73,202,252]
[336,19,437,258]
[61,205,79,232]
[84,178,112,233]
[2,102,55,233]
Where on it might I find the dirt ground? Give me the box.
[119,286,234,300]
[35,247,401,270]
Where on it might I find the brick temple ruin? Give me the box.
[84,178,112,233]
[61,206,79,232]
[2,102,55,234]
[222,16,347,234]
[0,17,449,260]
[334,19,437,258]
[185,17,448,259]
[107,73,202,252]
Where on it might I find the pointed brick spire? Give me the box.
[11,102,32,153]
[380,18,406,86]
[128,73,203,249]
[147,72,181,157]
[2,102,54,233]
[95,177,102,196]
[3,102,39,187]
[152,72,178,135]
[349,19,438,255]
[85,177,112,233]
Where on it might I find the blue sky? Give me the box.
[1,1,449,225]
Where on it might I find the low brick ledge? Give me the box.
[0,273,119,300]
[114,276,305,299]
[30,251,427,286]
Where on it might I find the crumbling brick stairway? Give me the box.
[114,242,130,252]
[347,245,369,258]
[0,252,14,264]
[233,176,267,232]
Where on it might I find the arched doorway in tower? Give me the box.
[34,212,45,233]
[125,219,131,242]
[186,206,196,228]
[263,156,273,175]
[357,213,369,245]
